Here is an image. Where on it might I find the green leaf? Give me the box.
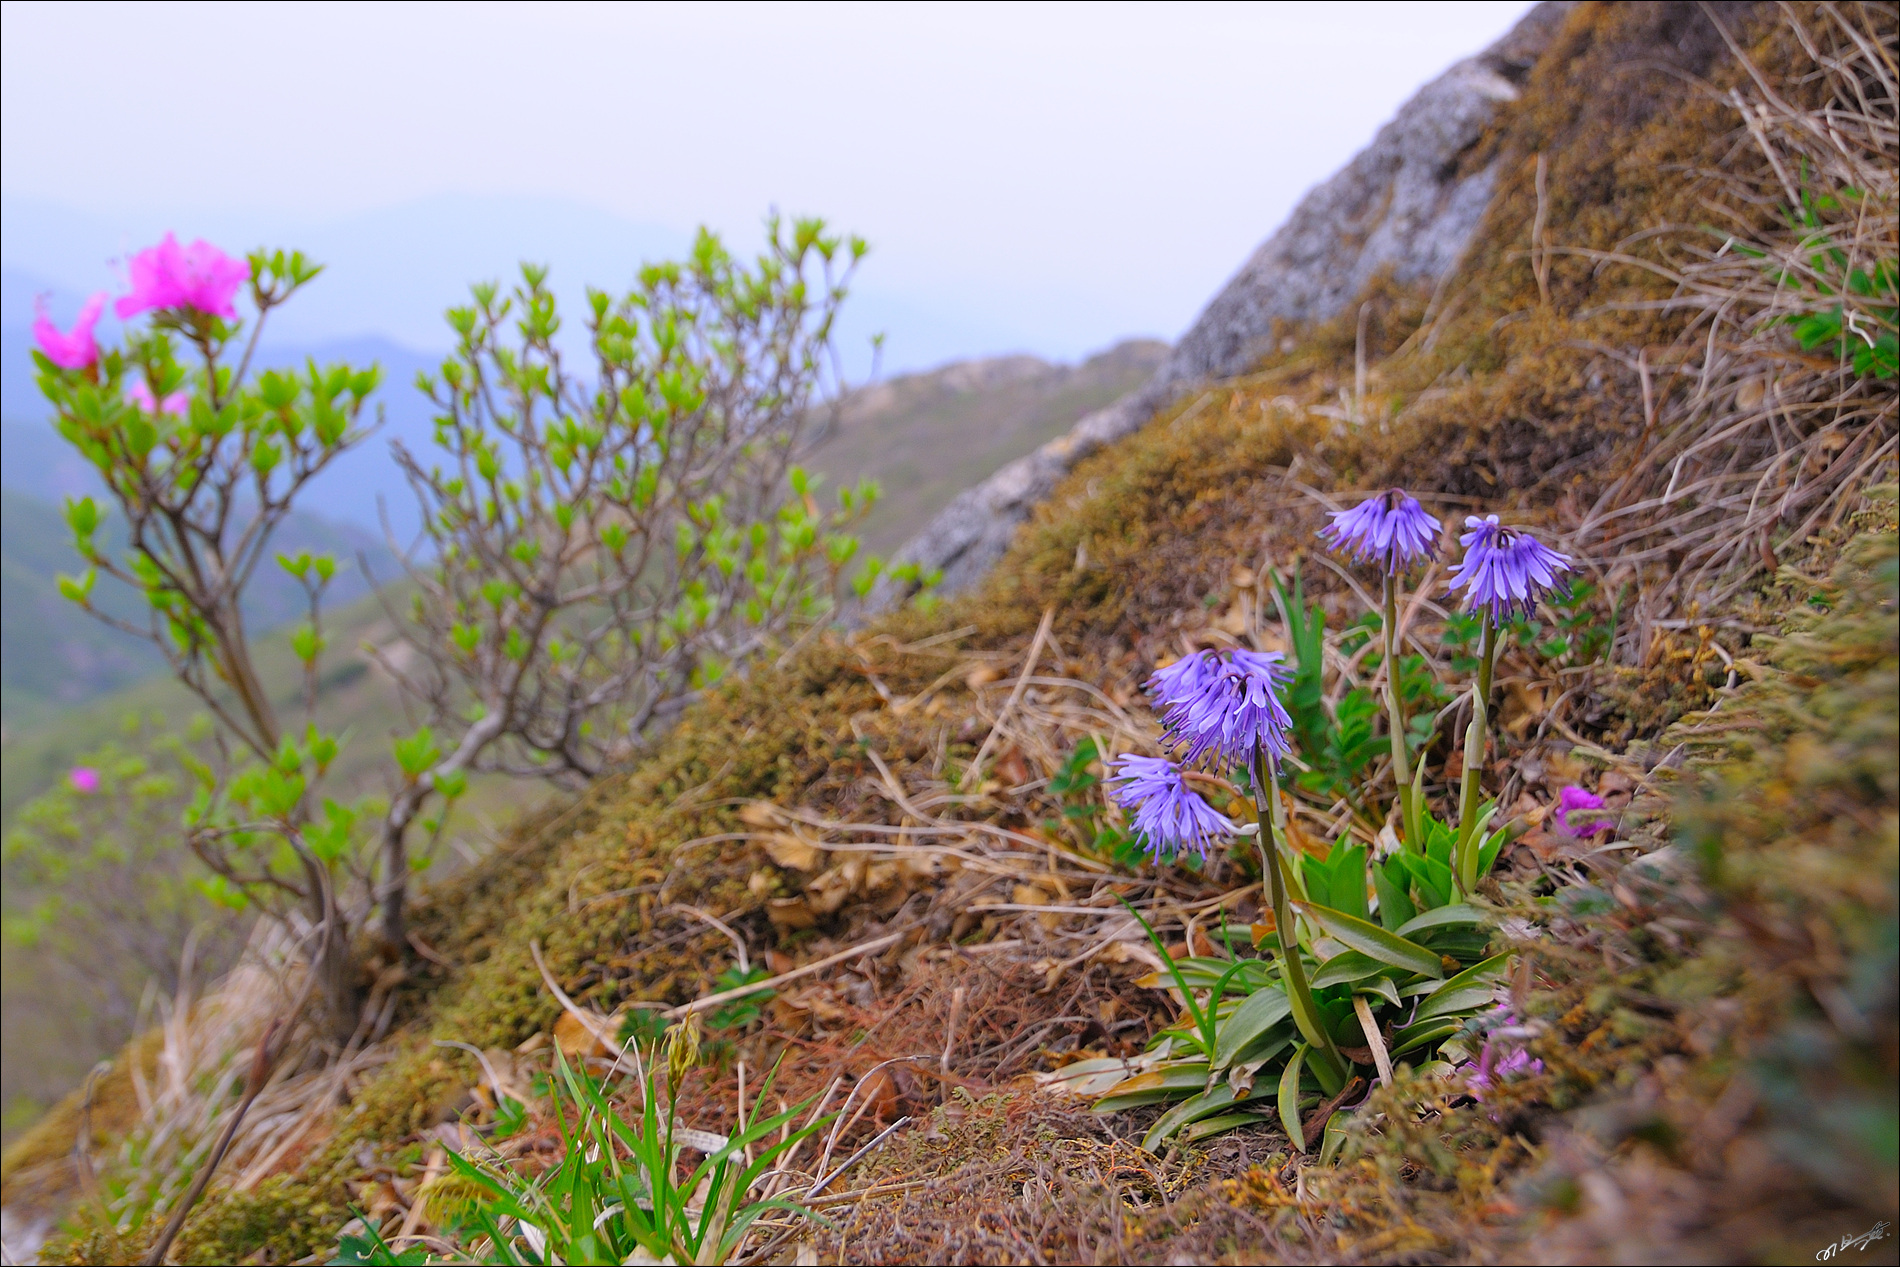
[393,727,440,778]
[1212,987,1291,1069]
[1389,1019,1461,1057]
[1280,1045,1309,1154]
[1426,950,1512,996]
[1374,856,1416,930]
[1410,951,1512,1022]
[1412,985,1496,1024]
[1395,904,1482,939]
[1320,1109,1354,1166]
[1296,901,1443,979]
[56,569,97,604]
[1142,1084,1252,1151]
[1355,975,1402,1009]
[1310,950,1399,989]
[1095,1063,1212,1112]
[1184,1109,1277,1143]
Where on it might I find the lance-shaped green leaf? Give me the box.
[1389,1018,1462,1057]
[1142,1083,1265,1151]
[1320,1110,1354,1166]
[1095,1062,1212,1112]
[1355,975,1403,1009]
[1296,901,1442,979]
[1396,903,1483,939]
[1374,856,1416,930]
[1280,1045,1310,1153]
[1212,987,1291,1069]
[1185,1109,1277,1143]
[1410,951,1512,1022]
[1311,949,1402,990]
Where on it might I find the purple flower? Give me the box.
[1465,1005,1543,1099]
[1148,648,1294,770]
[69,766,100,794]
[1467,1044,1543,1098]
[1107,754,1235,860]
[1446,515,1572,623]
[1553,785,1605,836]
[1318,489,1442,573]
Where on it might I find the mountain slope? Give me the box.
[0,489,396,727]
[804,339,1168,552]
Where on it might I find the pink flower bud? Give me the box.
[128,380,190,416]
[69,766,101,794]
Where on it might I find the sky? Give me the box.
[0,1,1535,370]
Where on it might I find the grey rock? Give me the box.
[881,1,1574,602]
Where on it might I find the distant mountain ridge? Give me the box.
[804,340,1169,553]
[0,489,395,727]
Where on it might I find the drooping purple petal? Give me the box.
[1107,753,1235,861]
[1446,515,1572,623]
[1318,489,1442,573]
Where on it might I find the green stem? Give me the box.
[1454,620,1500,893]
[1254,746,1349,1090]
[1381,574,1418,850]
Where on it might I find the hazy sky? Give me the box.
[1,1,1536,363]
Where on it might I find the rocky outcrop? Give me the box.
[883,1,1574,599]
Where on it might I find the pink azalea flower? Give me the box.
[128,379,190,416]
[33,292,109,370]
[1553,784,1606,836]
[115,233,250,321]
[69,766,101,794]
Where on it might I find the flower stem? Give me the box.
[1381,574,1419,850]
[1454,619,1499,893]
[1253,746,1348,1090]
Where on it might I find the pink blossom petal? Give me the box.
[33,292,108,370]
[1554,784,1606,835]
[116,233,249,320]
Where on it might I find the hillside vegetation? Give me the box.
[2,4,1893,1265]
[805,340,1168,552]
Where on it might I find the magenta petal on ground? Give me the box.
[1554,784,1605,835]
[33,292,108,370]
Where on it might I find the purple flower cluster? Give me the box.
[1319,489,1441,573]
[1148,648,1294,769]
[1106,754,1234,860]
[1466,1007,1545,1100]
[1446,515,1572,623]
